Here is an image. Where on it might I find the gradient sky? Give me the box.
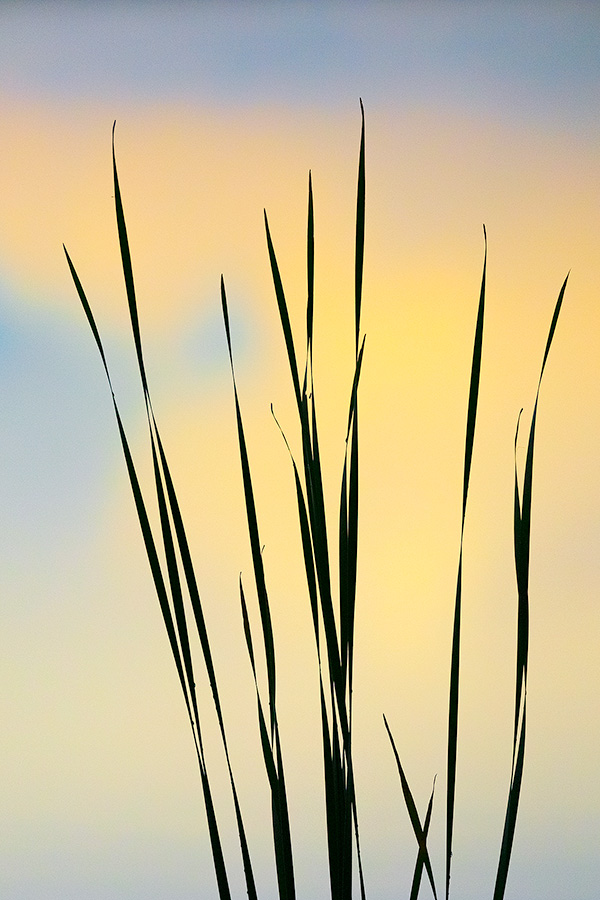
[1,3,599,899]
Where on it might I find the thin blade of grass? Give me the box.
[307,170,314,361]
[341,336,365,700]
[111,122,149,398]
[265,211,302,410]
[273,725,296,900]
[346,421,359,708]
[347,751,367,900]
[339,453,349,686]
[222,276,277,730]
[320,683,341,900]
[446,227,487,900]
[355,98,365,355]
[199,758,234,900]
[329,698,349,900]
[493,274,568,900]
[241,578,296,900]
[272,406,320,650]
[493,694,526,900]
[240,579,278,786]
[512,410,525,749]
[224,281,295,899]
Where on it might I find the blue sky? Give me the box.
[1,1,599,130]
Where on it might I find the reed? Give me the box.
[65,106,567,899]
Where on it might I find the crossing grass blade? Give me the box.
[409,779,436,900]
[64,128,268,900]
[493,273,568,900]
[64,245,234,900]
[384,716,438,900]
[446,226,487,900]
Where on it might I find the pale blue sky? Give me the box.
[1,1,598,130]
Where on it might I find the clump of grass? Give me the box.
[65,106,567,899]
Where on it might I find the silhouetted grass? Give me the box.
[65,106,567,899]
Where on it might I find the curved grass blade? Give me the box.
[493,273,568,900]
[446,227,487,900]
[64,247,192,731]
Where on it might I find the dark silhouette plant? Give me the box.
[64,105,567,899]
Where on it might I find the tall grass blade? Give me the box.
[340,335,365,689]
[354,98,365,355]
[493,273,568,900]
[222,277,277,730]
[446,226,487,900]
[266,107,369,900]
[307,170,314,361]
[241,579,296,900]
[223,279,296,900]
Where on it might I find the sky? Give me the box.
[0,2,599,899]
